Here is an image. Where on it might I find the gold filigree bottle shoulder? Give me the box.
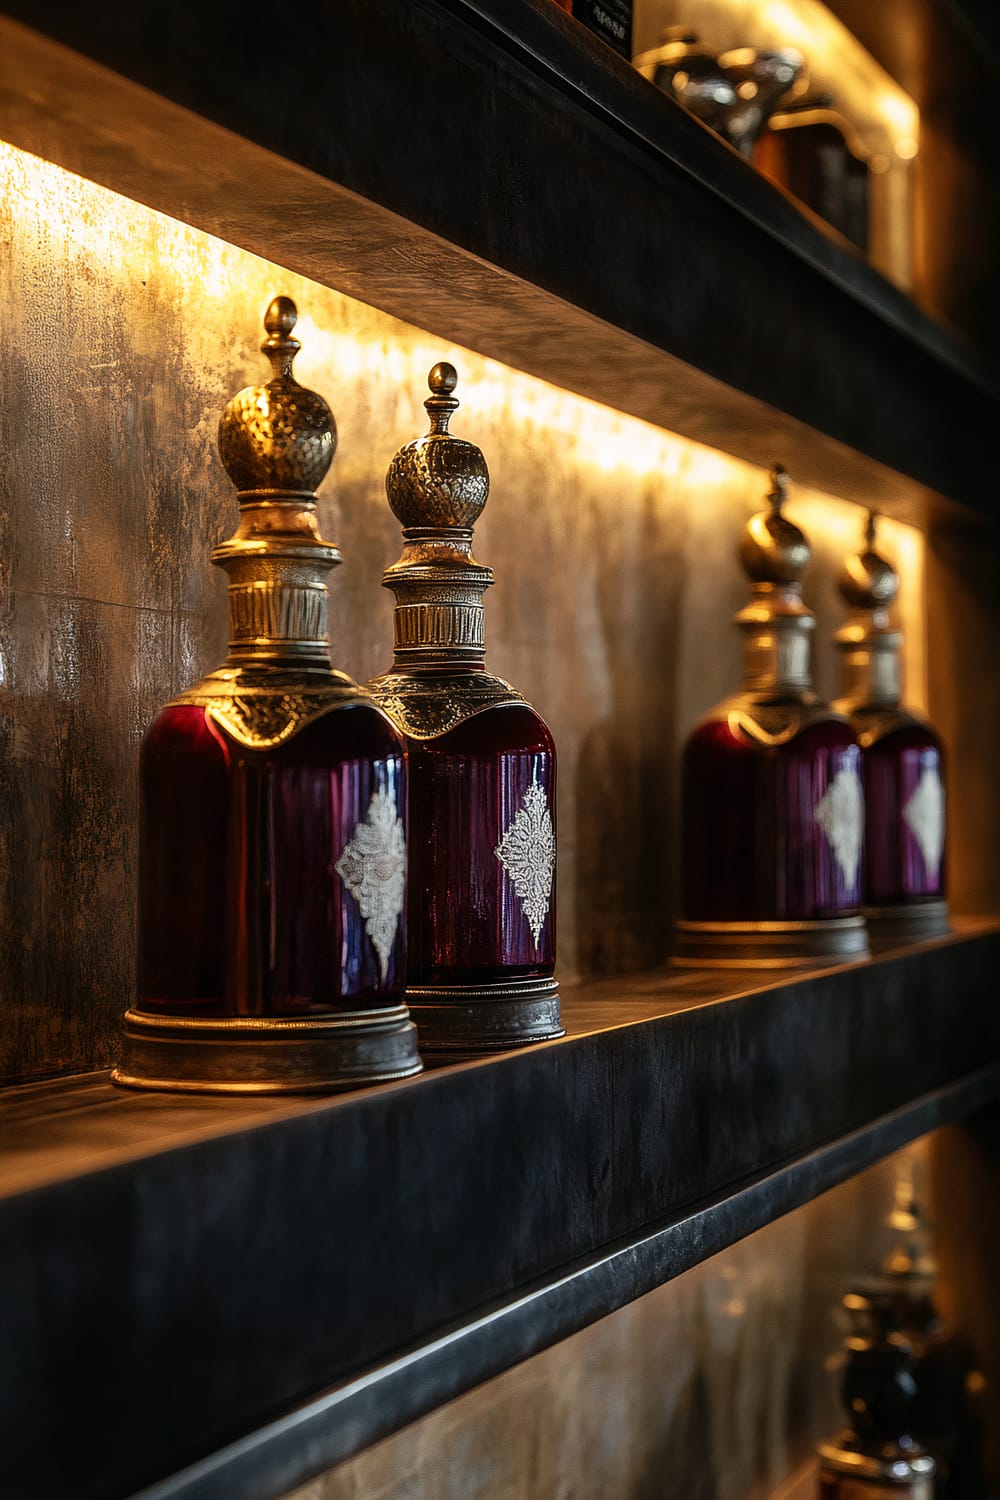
[367,361,525,738]
[172,295,370,749]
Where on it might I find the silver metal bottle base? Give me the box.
[816,1438,935,1492]
[111,1005,423,1094]
[864,899,950,946]
[405,975,563,1057]
[673,915,870,970]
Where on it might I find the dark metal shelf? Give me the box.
[3,923,999,1500]
[0,0,998,525]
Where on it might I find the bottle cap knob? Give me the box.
[838,511,900,610]
[385,363,489,531]
[218,295,337,496]
[739,464,811,587]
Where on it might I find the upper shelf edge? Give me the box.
[0,1,996,526]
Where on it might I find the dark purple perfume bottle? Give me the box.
[832,513,948,942]
[114,297,421,1093]
[676,466,869,968]
[369,363,562,1056]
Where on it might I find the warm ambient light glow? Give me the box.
[0,136,927,711]
[633,0,919,288]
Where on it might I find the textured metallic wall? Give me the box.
[0,140,925,1084]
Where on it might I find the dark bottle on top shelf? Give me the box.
[832,512,947,943]
[114,296,420,1094]
[676,465,868,968]
[368,363,562,1058]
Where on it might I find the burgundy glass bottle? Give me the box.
[832,512,948,942]
[677,466,869,967]
[369,362,562,1055]
[113,296,420,1093]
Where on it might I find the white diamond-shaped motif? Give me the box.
[335,787,406,983]
[813,764,864,889]
[494,779,556,948]
[903,764,945,879]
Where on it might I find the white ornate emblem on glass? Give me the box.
[494,778,556,948]
[903,764,945,880]
[813,764,864,889]
[335,786,406,982]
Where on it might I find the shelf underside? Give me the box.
[0,1,998,527]
[2,922,999,1500]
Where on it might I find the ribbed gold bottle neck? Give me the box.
[212,493,340,668]
[835,609,902,708]
[383,528,493,669]
[735,583,815,697]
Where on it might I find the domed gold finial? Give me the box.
[738,464,811,588]
[427,359,459,403]
[838,510,899,613]
[385,363,490,530]
[218,295,337,497]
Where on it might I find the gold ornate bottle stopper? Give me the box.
[383,361,492,665]
[214,295,340,667]
[834,511,903,710]
[370,363,524,737]
[174,297,367,750]
[735,464,817,698]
